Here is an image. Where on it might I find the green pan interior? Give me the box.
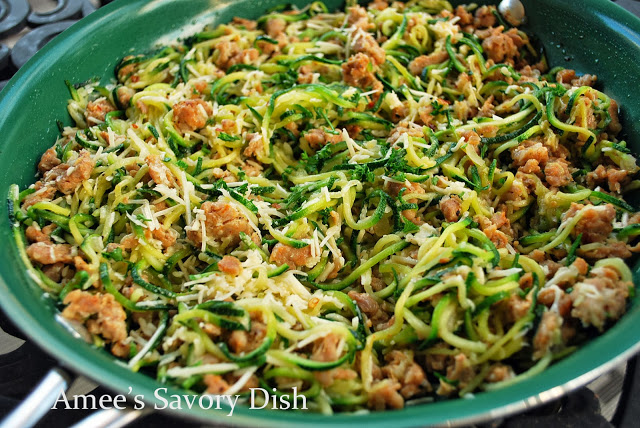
[1,0,640,426]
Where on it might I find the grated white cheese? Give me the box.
[166,363,240,378]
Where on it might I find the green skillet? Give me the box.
[0,0,640,426]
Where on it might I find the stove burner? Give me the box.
[0,0,106,79]
[80,0,94,16]
[0,44,10,71]
[27,0,83,25]
[11,19,74,68]
[0,0,29,39]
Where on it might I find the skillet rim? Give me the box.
[1,0,640,426]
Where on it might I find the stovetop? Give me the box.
[1,0,640,427]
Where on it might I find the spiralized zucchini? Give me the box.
[9,0,640,413]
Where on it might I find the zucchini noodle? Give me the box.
[8,0,639,414]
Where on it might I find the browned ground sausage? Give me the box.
[218,255,243,276]
[172,99,213,132]
[187,201,255,247]
[269,243,313,270]
[62,290,128,356]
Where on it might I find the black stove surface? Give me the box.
[1,0,639,427]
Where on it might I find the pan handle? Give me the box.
[70,407,150,428]
[0,367,71,428]
[0,367,147,428]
